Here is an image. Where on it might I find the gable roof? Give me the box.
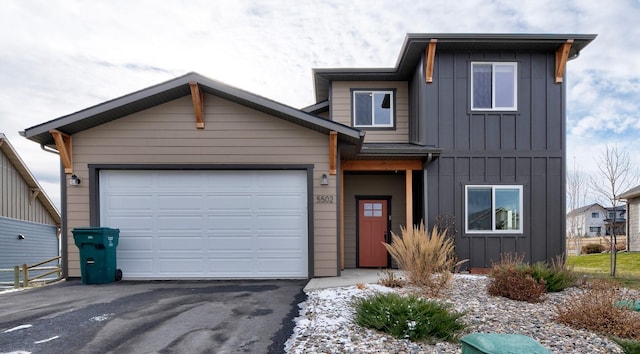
[21,72,364,147]
[567,203,605,216]
[313,33,597,102]
[0,133,61,225]
[620,185,640,200]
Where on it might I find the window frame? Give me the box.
[465,185,523,234]
[591,212,599,218]
[470,62,518,111]
[351,89,395,129]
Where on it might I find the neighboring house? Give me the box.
[620,185,640,252]
[567,203,608,237]
[604,206,626,236]
[22,33,595,279]
[0,133,61,284]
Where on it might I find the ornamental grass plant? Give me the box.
[382,221,465,296]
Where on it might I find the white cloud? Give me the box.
[1,0,639,210]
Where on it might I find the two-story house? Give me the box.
[22,33,595,279]
[567,203,626,238]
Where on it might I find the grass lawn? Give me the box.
[567,252,640,289]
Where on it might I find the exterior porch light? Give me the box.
[321,174,329,186]
[69,174,81,186]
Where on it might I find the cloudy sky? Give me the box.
[2,0,639,209]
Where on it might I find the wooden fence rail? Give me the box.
[0,256,62,289]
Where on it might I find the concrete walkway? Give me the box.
[304,269,392,291]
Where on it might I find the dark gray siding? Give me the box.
[0,217,59,283]
[416,49,566,268]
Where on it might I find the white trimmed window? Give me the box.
[352,90,394,128]
[465,185,523,233]
[471,62,517,111]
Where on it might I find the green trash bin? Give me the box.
[72,227,123,284]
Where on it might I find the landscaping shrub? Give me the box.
[612,337,640,354]
[383,221,465,296]
[582,243,605,254]
[530,255,577,293]
[555,279,640,340]
[487,253,546,303]
[353,292,466,343]
[378,269,405,288]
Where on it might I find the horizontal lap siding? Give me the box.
[331,81,409,143]
[0,217,58,283]
[66,95,336,277]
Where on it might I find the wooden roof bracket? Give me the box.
[329,131,337,175]
[189,81,205,129]
[49,129,73,174]
[555,39,574,84]
[425,39,437,83]
[30,188,40,205]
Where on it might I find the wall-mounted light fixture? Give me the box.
[321,174,329,186]
[18,234,25,240]
[69,174,81,186]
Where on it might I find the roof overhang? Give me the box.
[343,142,443,160]
[313,33,597,102]
[22,72,364,147]
[619,185,640,200]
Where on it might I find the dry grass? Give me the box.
[487,253,547,303]
[383,221,464,296]
[555,279,640,340]
[377,269,405,288]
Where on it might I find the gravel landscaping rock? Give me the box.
[285,274,633,353]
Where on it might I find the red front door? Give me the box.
[358,199,389,267]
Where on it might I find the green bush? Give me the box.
[530,257,577,293]
[353,292,466,343]
[612,337,640,354]
[582,243,605,254]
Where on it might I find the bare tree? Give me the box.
[567,169,589,254]
[589,145,639,277]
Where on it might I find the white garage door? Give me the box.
[99,170,308,279]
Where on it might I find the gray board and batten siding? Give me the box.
[413,49,567,268]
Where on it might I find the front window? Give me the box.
[466,185,523,233]
[471,62,517,111]
[589,226,601,234]
[591,212,599,218]
[352,90,394,128]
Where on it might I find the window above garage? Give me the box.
[352,89,395,129]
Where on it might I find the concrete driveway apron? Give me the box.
[0,280,306,354]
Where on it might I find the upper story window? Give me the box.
[591,212,599,218]
[352,90,394,128]
[465,185,523,234]
[471,62,517,111]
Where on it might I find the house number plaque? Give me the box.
[315,195,335,204]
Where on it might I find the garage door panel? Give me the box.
[206,237,252,250]
[157,195,203,211]
[105,194,154,211]
[100,170,308,279]
[205,195,252,210]
[106,217,154,230]
[158,237,203,250]
[257,236,304,250]
[157,216,203,230]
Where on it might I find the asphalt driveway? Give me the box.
[0,279,306,354]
